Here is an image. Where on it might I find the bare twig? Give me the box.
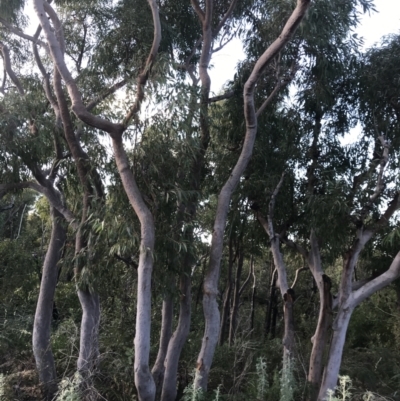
[256,61,297,117]
[291,267,307,289]
[86,79,127,112]
[239,256,253,296]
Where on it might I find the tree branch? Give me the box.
[255,82,283,118]
[0,41,24,95]
[191,0,205,23]
[239,256,253,296]
[0,17,48,48]
[86,79,127,112]
[208,90,234,103]
[114,253,138,269]
[256,61,297,117]
[33,33,60,120]
[0,61,6,93]
[280,236,308,259]
[352,252,400,308]
[268,173,285,238]
[33,0,125,138]
[374,192,400,228]
[213,0,239,37]
[123,0,161,127]
[291,267,307,289]
[358,136,390,221]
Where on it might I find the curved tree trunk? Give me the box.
[194,0,311,390]
[33,207,66,400]
[113,137,156,401]
[33,1,161,399]
[160,274,192,401]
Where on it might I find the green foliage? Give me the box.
[280,356,296,401]
[256,357,268,400]
[0,0,25,23]
[183,379,205,401]
[326,376,393,401]
[55,373,82,401]
[326,376,354,401]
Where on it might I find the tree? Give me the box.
[1,1,400,401]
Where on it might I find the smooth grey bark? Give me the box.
[159,200,197,400]
[218,236,234,346]
[48,8,103,385]
[151,293,174,400]
[33,207,66,400]
[112,137,156,401]
[257,174,297,371]
[32,1,161,399]
[318,251,400,400]
[194,1,311,389]
[160,274,192,401]
[76,290,101,372]
[0,31,79,398]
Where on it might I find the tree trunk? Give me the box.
[250,261,256,332]
[283,290,296,360]
[194,0,311,391]
[265,268,277,338]
[161,274,191,401]
[151,293,174,400]
[77,290,101,372]
[33,207,66,400]
[318,251,400,400]
[218,236,234,346]
[32,2,160,399]
[317,307,353,400]
[307,275,332,401]
[113,137,156,401]
[229,249,244,345]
